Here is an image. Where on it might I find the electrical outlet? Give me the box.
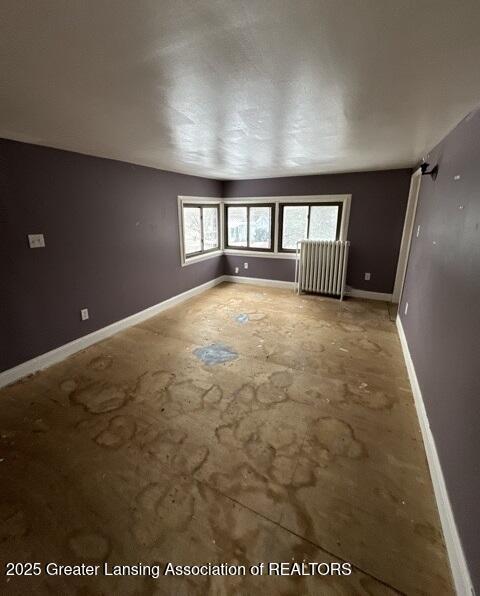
[244,262,248,269]
[28,234,46,248]
[235,267,239,274]
[416,225,421,238]
[364,272,371,281]
[80,308,89,321]
[404,302,409,316]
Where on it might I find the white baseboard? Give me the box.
[224,276,392,302]
[0,275,395,390]
[396,316,473,596]
[0,276,225,389]
[346,287,393,301]
[223,275,295,289]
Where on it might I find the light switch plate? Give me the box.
[80,308,89,321]
[28,234,45,248]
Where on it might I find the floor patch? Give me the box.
[193,343,238,365]
[234,313,249,324]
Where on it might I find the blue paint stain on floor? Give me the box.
[234,313,249,324]
[193,343,238,365]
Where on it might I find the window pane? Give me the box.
[202,207,219,250]
[227,206,248,247]
[282,205,308,249]
[249,206,271,249]
[184,207,202,255]
[309,205,339,241]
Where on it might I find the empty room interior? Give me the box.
[1,2,479,595]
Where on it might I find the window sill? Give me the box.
[182,249,297,265]
[223,249,297,259]
[182,250,223,267]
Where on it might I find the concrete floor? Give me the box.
[0,282,452,595]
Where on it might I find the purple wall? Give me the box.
[1,139,411,375]
[0,139,223,372]
[400,109,480,591]
[224,169,411,293]
[224,256,295,282]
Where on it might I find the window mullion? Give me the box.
[279,205,284,250]
[224,206,228,248]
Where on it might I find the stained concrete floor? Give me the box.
[0,282,453,595]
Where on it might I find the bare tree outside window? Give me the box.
[227,207,248,246]
[184,207,202,254]
[281,203,341,250]
[203,207,219,250]
[309,205,338,241]
[183,204,219,257]
[282,206,308,249]
[226,205,274,250]
[249,206,272,249]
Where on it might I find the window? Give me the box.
[279,202,342,251]
[225,204,274,251]
[183,204,219,257]
[179,194,350,264]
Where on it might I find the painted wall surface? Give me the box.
[224,256,295,282]
[399,109,480,591]
[1,139,411,373]
[0,139,223,372]
[223,170,411,293]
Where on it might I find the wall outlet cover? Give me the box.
[244,262,248,269]
[80,308,89,321]
[28,234,46,248]
[364,272,371,280]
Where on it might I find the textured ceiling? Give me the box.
[1,1,480,179]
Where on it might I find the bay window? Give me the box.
[178,194,350,265]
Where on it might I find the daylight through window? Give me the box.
[180,196,348,264]
[226,204,274,251]
[183,204,219,257]
[280,203,341,250]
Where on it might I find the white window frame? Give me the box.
[178,194,351,265]
[178,196,223,266]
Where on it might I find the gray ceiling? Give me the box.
[1,1,480,179]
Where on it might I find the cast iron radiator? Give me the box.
[294,240,350,300]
